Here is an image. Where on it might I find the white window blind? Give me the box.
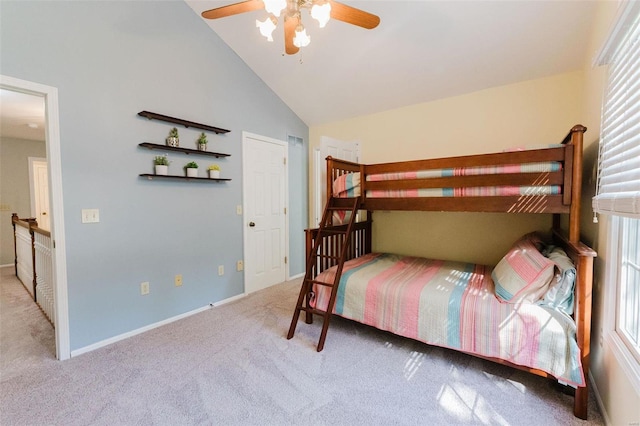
[593,6,640,218]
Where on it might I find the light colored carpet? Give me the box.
[1,267,604,425]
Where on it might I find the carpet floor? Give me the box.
[0,267,604,425]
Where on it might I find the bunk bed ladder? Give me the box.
[286,197,360,351]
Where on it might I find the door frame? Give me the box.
[1,75,70,360]
[241,131,289,292]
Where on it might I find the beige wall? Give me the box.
[311,71,583,265]
[0,137,46,265]
[579,1,640,425]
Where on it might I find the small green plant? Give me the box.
[153,155,170,166]
[168,127,179,138]
[197,132,208,145]
[207,164,220,171]
[185,161,198,169]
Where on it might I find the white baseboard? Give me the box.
[589,371,611,426]
[288,272,304,280]
[0,264,14,269]
[211,292,245,307]
[71,292,247,357]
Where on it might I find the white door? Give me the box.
[29,158,50,231]
[314,137,360,226]
[243,132,287,293]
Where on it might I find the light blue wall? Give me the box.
[1,1,308,350]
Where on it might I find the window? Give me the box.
[593,1,640,376]
[616,216,640,364]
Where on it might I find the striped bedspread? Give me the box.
[312,253,584,387]
[332,161,562,199]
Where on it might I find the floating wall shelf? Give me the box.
[139,174,231,182]
[139,142,230,158]
[138,110,230,134]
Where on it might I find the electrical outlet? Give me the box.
[236,205,243,215]
[236,260,244,271]
[140,281,150,295]
[218,265,224,276]
[175,274,183,287]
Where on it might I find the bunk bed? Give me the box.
[287,125,596,419]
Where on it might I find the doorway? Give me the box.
[242,132,288,294]
[0,75,70,360]
[314,137,360,227]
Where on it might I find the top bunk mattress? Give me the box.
[333,161,563,199]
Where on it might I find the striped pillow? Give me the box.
[492,235,555,303]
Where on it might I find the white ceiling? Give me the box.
[0,89,46,141]
[186,0,598,126]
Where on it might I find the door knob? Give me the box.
[249,221,255,227]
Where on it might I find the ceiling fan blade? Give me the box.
[201,0,264,20]
[329,1,380,29]
[284,14,300,55]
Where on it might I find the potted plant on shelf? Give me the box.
[166,127,179,147]
[153,154,170,175]
[208,164,220,179]
[185,161,199,178]
[197,132,208,151]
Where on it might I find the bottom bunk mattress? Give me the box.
[311,252,584,387]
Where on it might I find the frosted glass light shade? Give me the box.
[311,2,331,28]
[293,26,311,47]
[256,17,277,41]
[263,0,287,17]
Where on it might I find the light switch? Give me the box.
[81,209,100,223]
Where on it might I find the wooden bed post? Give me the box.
[553,229,597,419]
[12,213,19,277]
[574,254,595,419]
[568,125,587,243]
[326,156,335,202]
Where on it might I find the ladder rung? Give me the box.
[304,279,334,287]
[298,306,330,316]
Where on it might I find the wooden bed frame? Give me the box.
[300,125,596,419]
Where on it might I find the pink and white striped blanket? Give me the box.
[311,252,584,387]
[332,162,562,199]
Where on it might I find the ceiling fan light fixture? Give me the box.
[310,2,331,28]
[256,16,277,41]
[201,0,380,56]
[293,24,311,48]
[263,0,287,17]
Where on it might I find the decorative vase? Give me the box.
[209,170,220,179]
[186,168,198,178]
[197,143,207,151]
[166,137,179,147]
[155,165,168,176]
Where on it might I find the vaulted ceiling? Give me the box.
[186,1,598,126]
[0,2,599,141]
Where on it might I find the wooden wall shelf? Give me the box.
[138,111,230,134]
[139,142,230,158]
[139,174,231,182]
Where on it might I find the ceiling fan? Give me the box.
[201,0,380,55]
